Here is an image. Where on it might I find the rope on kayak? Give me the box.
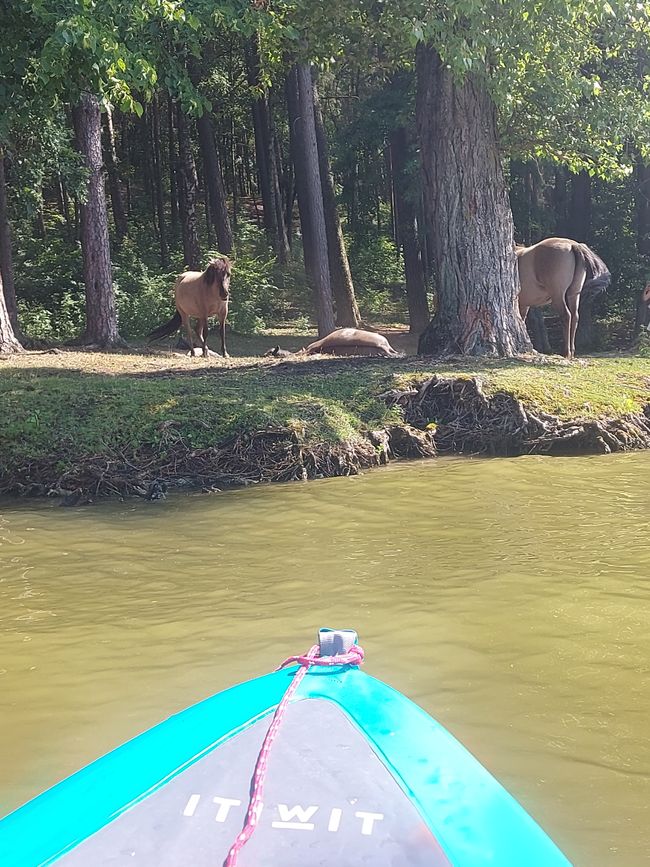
[223,642,365,867]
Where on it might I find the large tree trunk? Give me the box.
[313,78,360,327]
[196,112,233,254]
[0,152,19,332]
[0,269,22,353]
[288,64,335,336]
[415,45,531,356]
[102,105,128,244]
[72,92,123,347]
[389,126,430,335]
[176,104,202,270]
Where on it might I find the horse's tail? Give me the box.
[147,311,181,342]
[574,243,611,299]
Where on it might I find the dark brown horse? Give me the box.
[148,257,232,358]
[517,238,610,358]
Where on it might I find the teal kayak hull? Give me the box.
[0,663,571,866]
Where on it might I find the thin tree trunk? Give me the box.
[554,167,569,237]
[313,77,360,327]
[0,152,19,331]
[168,96,179,239]
[389,127,429,335]
[230,120,238,231]
[196,112,233,254]
[415,45,531,356]
[246,36,289,262]
[72,92,123,347]
[568,170,591,242]
[176,104,202,270]
[102,104,128,243]
[286,66,316,283]
[151,96,169,267]
[526,308,552,354]
[291,64,335,336]
[635,154,650,256]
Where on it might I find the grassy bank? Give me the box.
[2,331,650,499]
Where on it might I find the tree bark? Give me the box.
[246,36,289,262]
[168,96,180,238]
[553,167,569,238]
[0,152,19,331]
[389,126,430,335]
[151,97,169,267]
[286,67,315,283]
[176,104,202,270]
[415,45,531,356]
[0,269,22,353]
[525,307,552,354]
[635,154,650,257]
[313,77,360,327]
[196,112,233,254]
[568,170,591,242]
[288,64,335,336]
[102,105,128,244]
[72,92,123,347]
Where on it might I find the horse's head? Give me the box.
[205,257,232,301]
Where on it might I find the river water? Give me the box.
[1,453,650,865]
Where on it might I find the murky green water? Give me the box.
[1,454,650,865]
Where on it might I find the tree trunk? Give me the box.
[0,152,19,331]
[635,154,650,257]
[246,36,289,262]
[151,96,169,267]
[286,67,316,284]
[553,167,569,238]
[0,269,22,353]
[525,308,552,354]
[415,45,531,356]
[389,126,430,335]
[313,77,360,327]
[568,170,591,242]
[176,104,202,270]
[290,64,335,336]
[168,96,179,239]
[72,92,123,347]
[196,112,233,254]
[102,104,128,244]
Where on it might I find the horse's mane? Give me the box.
[204,257,232,286]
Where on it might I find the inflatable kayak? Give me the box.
[0,628,571,866]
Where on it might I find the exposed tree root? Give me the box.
[0,424,435,501]
[403,375,650,455]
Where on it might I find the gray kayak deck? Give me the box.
[57,697,451,866]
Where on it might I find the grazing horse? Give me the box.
[516,238,610,359]
[148,257,232,358]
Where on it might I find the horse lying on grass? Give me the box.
[263,329,402,359]
[148,257,232,358]
[517,237,610,359]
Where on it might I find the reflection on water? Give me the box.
[1,453,650,865]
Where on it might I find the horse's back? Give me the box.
[518,238,582,304]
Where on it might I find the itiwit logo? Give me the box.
[182,794,384,836]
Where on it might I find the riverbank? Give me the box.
[2,331,650,500]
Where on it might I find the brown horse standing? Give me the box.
[148,257,232,357]
[516,238,610,359]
